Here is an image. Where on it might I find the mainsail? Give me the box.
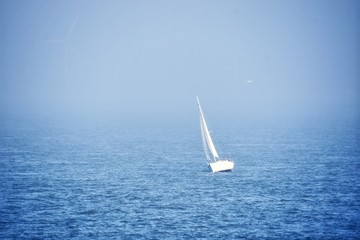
[196,96,219,161]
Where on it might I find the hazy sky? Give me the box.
[1,0,359,123]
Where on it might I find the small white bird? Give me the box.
[247,80,253,83]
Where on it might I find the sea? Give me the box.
[0,116,359,239]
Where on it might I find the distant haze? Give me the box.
[1,0,359,124]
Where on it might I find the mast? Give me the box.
[196,96,219,161]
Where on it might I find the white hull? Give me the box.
[209,160,234,172]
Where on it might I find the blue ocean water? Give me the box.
[0,118,359,239]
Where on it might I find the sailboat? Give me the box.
[196,96,234,172]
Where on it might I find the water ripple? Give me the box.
[0,122,359,239]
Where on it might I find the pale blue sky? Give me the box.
[1,0,359,123]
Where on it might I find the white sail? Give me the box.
[200,116,211,161]
[196,97,219,160]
